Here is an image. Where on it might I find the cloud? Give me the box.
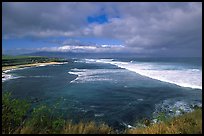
[81,2,202,56]
[2,2,101,38]
[36,44,125,53]
[83,3,201,47]
[2,2,202,57]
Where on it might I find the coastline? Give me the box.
[2,61,68,81]
[2,61,66,71]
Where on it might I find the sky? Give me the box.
[2,2,202,57]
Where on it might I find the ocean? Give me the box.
[2,57,202,130]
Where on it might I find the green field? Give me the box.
[2,55,66,66]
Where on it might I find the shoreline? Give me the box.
[2,61,68,80]
[2,61,66,71]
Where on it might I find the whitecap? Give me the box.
[90,105,98,108]
[137,98,144,101]
[153,99,202,122]
[94,113,104,117]
[2,73,21,82]
[91,59,202,89]
[68,68,119,83]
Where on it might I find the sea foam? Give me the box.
[84,59,202,90]
[68,68,118,83]
[2,73,21,82]
[153,99,202,123]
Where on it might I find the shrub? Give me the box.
[126,108,202,134]
[22,104,65,134]
[2,92,30,134]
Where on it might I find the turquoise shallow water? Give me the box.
[2,57,202,130]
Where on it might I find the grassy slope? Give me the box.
[126,108,202,134]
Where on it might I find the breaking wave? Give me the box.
[83,59,202,89]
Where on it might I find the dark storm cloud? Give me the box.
[2,2,101,38]
[2,2,202,57]
[81,2,202,56]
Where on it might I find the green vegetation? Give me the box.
[127,108,202,134]
[2,92,202,134]
[19,104,66,134]
[2,92,30,134]
[2,55,47,60]
[2,55,67,66]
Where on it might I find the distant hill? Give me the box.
[23,51,146,59]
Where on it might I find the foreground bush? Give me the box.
[126,108,202,134]
[19,105,65,134]
[2,92,30,134]
[2,92,202,134]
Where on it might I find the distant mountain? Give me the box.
[23,51,144,59]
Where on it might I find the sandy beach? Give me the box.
[2,61,68,81]
[2,61,66,71]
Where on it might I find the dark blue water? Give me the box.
[2,57,202,130]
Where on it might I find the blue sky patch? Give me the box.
[87,14,108,24]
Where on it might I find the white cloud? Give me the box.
[36,44,125,53]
